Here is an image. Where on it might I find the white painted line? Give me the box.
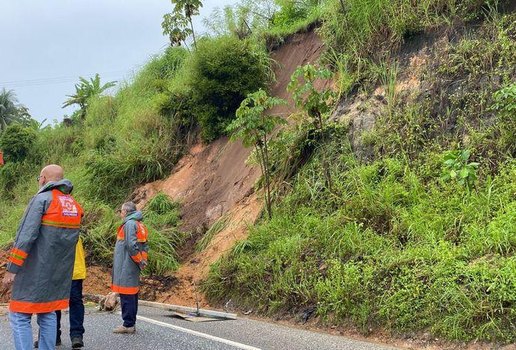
[137,315,262,350]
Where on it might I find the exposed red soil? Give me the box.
[0,250,10,303]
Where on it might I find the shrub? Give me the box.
[188,36,269,141]
[0,123,37,162]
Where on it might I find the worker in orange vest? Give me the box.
[1,164,83,350]
[111,201,148,334]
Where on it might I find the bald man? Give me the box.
[1,164,84,350]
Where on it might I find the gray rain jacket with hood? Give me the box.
[7,179,83,313]
[111,210,148,295]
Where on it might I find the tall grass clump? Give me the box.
[320,0,506,91]
[83,193,183,275]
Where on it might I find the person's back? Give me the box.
[9,179,83,312]
[2,165,83,350]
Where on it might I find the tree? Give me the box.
[0,123,36,162]
[203,0,276,40]
[162,0,203,48]
[287,64,336,191]
[226,89,286,219]
[162,11,192,47]
[0,88,32,132]
[62,74,116,119]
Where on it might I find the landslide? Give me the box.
[78,30,327,306]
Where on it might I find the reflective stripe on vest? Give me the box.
[8,248,28,267]
[41,190,83,229]
[111,284,139,294]
[9,298,69,313]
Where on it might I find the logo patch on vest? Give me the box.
[58,195,79,217]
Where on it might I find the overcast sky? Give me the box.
[0,0,236,123]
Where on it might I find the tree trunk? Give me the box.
[263,134,272,219]
[189,16,197,49]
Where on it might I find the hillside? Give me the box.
[0,0,515,348]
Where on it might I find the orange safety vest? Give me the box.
[41,189,83,229]
[117,221,148,262]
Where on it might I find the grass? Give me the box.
[195,215,230,253]
[204,138,515,342]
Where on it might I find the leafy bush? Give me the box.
[0,123,37,162]
[188,36,269,141]
[441,150,479,191]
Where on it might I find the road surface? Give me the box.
[0,304,401,350]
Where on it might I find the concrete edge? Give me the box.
[84,294,237,320]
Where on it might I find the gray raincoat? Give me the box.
[111,211,148,295]
[7,179,83,313]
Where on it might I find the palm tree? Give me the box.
[62,73,116,118]
[0,88,31,132]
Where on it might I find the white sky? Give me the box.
[0,0,237,123]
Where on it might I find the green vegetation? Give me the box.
[0,31,271,269]
[288,64,336,191]
[0,88,32,131]
[0,124,37,163]
[203,1,515,344]
[162,0,203,47]
[195,215,229,253]
[62,73,116,120]
[0,0,514,344]
[188,36,270,141]
[227,89,286,218]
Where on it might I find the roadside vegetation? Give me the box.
[0,0,514,344]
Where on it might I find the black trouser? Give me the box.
[120,293,138,327]
[57,279,85,338]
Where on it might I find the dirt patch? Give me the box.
[0,249,10,303]
[132,137,259,238]
[159,194,262,308]
[268,30,326,118]
[83,265,112,296]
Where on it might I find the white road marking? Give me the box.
[137,315,262,350]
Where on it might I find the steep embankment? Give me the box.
[129,31,325,307]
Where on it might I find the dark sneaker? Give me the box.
[33,340,38,349]
[71,336,84,348]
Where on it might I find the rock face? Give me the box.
[332,94,384,162]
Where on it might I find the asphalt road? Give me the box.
[0,305,401,350]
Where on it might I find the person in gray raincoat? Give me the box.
[1,164,83,350]
[111,201,148,334]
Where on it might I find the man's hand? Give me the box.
[1,271,15,293]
